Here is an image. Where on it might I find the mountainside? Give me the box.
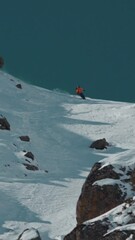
[0,70,135,240]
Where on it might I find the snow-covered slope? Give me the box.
[0,70,135,239]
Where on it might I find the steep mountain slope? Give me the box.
[0,70,135,239]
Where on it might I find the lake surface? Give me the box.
[0,0,135,102]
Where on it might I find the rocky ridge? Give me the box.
[64,148,135,240]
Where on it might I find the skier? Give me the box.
[76,86,85,99]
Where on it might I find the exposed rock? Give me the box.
[23,163,39,171]
[76,162,124,224]
[16,83,22,89]
[64,198,135,240]
[65,147,135,239]
[90,138,109,150]
[24,151,34,160]
[0,116,10,130]
[17,228,41,240]
[64,220,108,240]
[104,230,135,240]
[77,184,124,225]
[0,56,4,68]
[64,221,135,240]
[20,135,30,142]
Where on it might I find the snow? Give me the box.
[0,70,135,239]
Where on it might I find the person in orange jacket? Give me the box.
[75,86,85,99]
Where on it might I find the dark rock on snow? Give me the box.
[90,138,109,150]
[24,151,34,160]
[20,135,30,142]
[0,116,10,130]
[23,163,39,171]
[16,83,22,89]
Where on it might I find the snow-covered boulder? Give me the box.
[17,228,41,240]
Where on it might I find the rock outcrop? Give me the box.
[76,162,125,224]
[64,198,135,240]
[64,154,135,239]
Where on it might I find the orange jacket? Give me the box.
[76,87,84,94]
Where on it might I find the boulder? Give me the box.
[90,138,109,150]
[20,135,30,142]
[17,228,41,240]
[0,116,10,130]
[76,162,124,224]
[23,163,39,171]
[24,151,34,160]
[16,83,22,89]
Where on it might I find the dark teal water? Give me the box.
[0,0,135,102]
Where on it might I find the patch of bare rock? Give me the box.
[0,116,10,130]
[90,138,110,150]
[16,83,22,89]
[19,135,30,142]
